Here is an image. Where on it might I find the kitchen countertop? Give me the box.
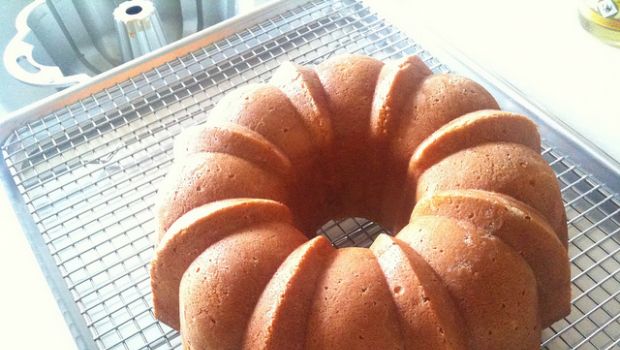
[370,0,620,162]
[1,0,619,349]
[0,2,90,348]
[0,185,77,349]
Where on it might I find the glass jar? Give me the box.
[579,0,620,47]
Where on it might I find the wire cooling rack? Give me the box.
[1,0,619,349]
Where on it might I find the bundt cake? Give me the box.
[151,54,570,349]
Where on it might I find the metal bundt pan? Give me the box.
[1,0,619,349]
[2,0,241,88]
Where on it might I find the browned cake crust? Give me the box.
[369,55,432,226]
[398,216,540,350]
[391,74,500,172]
[173,121,293,177]
[243,236,334,350]
[412,189,571,327]
[304,248,405,350]
[409,109,542,178]
[151,54,570,350]
[270,61,333,152]
[370,55,432,143]
[151,198,293,329]
[381,74,500,231]
[154,152,288,240]
[208,83,316,165]
[371,234,468,349]
[315,55,384,220]
[416,142,567,246]
[179,222,306,350]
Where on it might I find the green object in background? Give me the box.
[579,0,620,47]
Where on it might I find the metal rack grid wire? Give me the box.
[1,0,619,349]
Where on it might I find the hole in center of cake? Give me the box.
[318,217,391,248]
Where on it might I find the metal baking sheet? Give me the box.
[1,0,619,349]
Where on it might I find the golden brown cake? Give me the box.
[411,189,571,327]
[397,216,540,350]
[370,234,468,349]
[179,221,306,349]
[305,248,404,349]
[415,142,567,246]
[243,236,333,350]
[151,198,293,329]
[151,54,570,349]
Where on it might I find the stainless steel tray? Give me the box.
[1,0,619,349]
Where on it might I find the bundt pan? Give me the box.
[3,0,242,88]
[0,0,619,350]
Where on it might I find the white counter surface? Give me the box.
[1,0,619,349]
[371,0,620,162]
[0,185,77,349]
